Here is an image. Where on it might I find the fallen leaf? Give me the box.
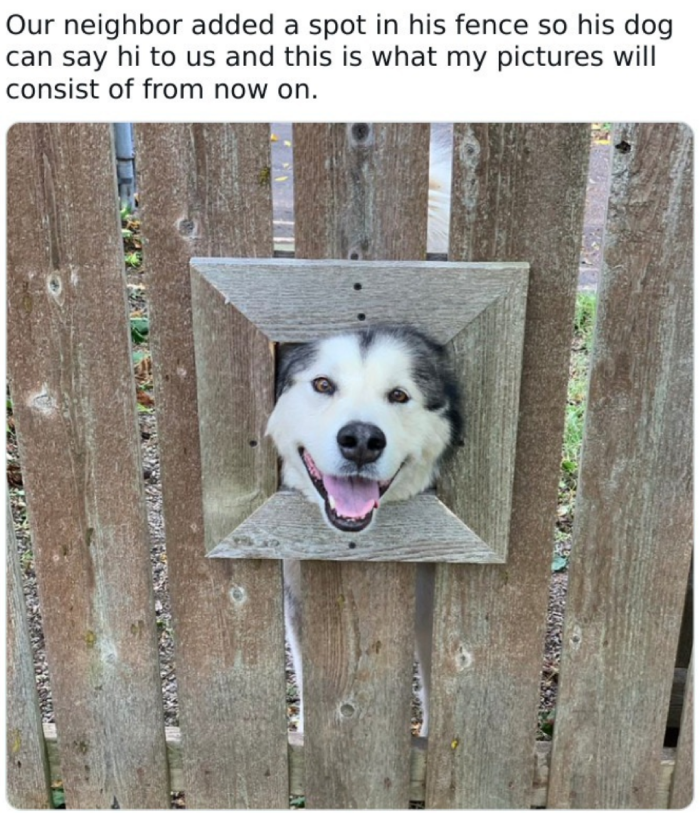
[136,389,155,408]
[134,354,153,385]
[551,555,568,573]
[7,463,23,488]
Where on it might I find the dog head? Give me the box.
[266,326,462,533]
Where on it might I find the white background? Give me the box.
[0,0,696,120]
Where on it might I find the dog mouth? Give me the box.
[299,448,399,532]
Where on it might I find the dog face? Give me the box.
[267,326,462,533]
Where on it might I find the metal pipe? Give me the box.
[113,123,136,211]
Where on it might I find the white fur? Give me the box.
[427,125,452,254]
[267,332,452,522]
[268,329,456,737]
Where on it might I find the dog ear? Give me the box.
[402,327,463,452]
[275,341,319,399]
[443,378,464,449]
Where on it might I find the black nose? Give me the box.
[337,421,386,466]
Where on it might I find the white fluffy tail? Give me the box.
[427,126,453,255]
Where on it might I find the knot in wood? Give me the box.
[229,585,247,605]
[339,701,356,718]
[350,122,371,144]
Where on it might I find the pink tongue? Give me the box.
[323,475,380,519]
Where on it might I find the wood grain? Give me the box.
[38,722,680,807]
[301,559,419,807]
[193,257,528,562]
[135,124,288,808]
[6,124,170,809]
[6,491,51,808]
[548,123,693,809]
[189,266,277,552]
[439,274,528,560]
[293,123,430,808]
[208,492,501,563]
[191,257,526,344]
[426,124,591,808]
[294,123,431,261]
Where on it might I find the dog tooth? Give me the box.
[328,495,336,511]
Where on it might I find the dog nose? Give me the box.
[337,421,386,465]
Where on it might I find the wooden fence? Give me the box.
[6,123,693,809]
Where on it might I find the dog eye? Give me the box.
[312,377,336,395]
[388,388,410,404]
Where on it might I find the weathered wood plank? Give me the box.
[6,124,170,809]
[134,124,289,808]
[439,275,528,560]
[192,257,528,561]
[189,264,277,552]
[6,492,51,808]
[670,655,693,808]
[190,257,526,344]
[301,559,418,806]
[548,123,693,809]
[293,123,430,808]
[208,492,500,563]
[40,724,679,807]
[531,742,676,809]
[294,123,431,261]
[426,124,591,808]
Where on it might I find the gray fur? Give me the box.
[359,326,462,446]
[276,341,319,398]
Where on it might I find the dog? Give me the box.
[267,326,462,735]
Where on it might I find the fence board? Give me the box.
[670,654,693,808]
[188,258,524,344]
[6,492,51,808]
[426,124,591,807]
[439,268,528,560]
[38,722,680,806]
[293,122,430,808]
[548,123,693,808]
[134,124,289,808]
[209,491,499,563]
[189,262,278,552]
[294,123,431,261]
[6,124,170,808]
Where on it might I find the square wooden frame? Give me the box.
[190,258,528,563]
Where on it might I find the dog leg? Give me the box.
[415,562,436,737]
[283,560,304,732]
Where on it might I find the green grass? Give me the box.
[121,203,143,270]
[125,251,143,269]
[562,293,597,486]
[130,315,149,344]
[540,291,598,739]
